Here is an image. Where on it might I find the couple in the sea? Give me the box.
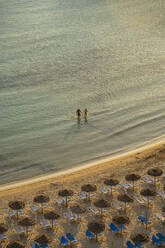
[76,108,88,121]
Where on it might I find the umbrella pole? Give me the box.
[125,202,126,212]
[17,210,18,220]
[66,196,67,207]
[95,233,98,242]
[101,208,102,217]
[89,192,90,201]
[52,219,53,229]
[133,181,134,191]
[111,186,113,196]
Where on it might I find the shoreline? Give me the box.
[0,138,165,196]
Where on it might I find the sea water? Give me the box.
[0,0,165,184]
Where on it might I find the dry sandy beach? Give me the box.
[0,141,165,247]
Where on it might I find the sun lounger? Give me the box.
[133,194,145,204]
[0,234,6,241]
[40,219,51,228]
[151,235,164,245]
[55,198,64,205]
[109,223,119,233]
[31,242,40,248]
[133,241,143,247]
[156,233,165,242]
[99,187,107,194]
[14,225,24,235]
[30,204,38,212]
[88,206,99,215]
[111,200,122,210]
[64,212,75,221]
[157,191,165,199]
[8,210,15,217]
[155,213,165,223]
[40,244,50,248]
[77,192,86,200]
[66,233,76,243]
[141,176,153,184]
[59,236,68,246]
[138,216,151,225]
[126,241,136,248]
[117,224,126,231]
[18,210,24,215]
[120,182,132,190]
[85,229,94,239]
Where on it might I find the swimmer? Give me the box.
[84,108,88,119]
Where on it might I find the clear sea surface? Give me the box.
[0,0,165,185]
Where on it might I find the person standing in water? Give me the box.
[84,108,88,121]
[76,109,82,119]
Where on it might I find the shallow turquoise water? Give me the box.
[0,0,165,184]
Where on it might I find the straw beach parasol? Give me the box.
[33,195,50,212]
[81,184,97,200]
[104,179,119,195]
[35,234,50,245]
[58,189,74,207]
[88,220,105,241]
[0,223,8,234]
[112,215,130,233]
[9,200,25,219]
[44,211,60,228]
[118,194,133,212]
[94,199,110,217]
[70,204,86,214]
[125,173,141,191]
[140,188,156,208]
[6,242,25,248]
[18,217,35,236]
[131,233,149,244]
[147,168,163,185]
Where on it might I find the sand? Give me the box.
[0,140,165,247]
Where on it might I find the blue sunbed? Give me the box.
[156,232,165,242]
[133,240,143,247]
[151,235,164,245]
[85,229,94,239]
[30,242,40,248]
[138,216,151,225]
[41,244,49,248]
[117,224,126,231]
[109,223,119,233]
[126,240,136,248]
[59,236,68,246]
[66,233,76,243]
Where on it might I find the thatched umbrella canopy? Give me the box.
[33,195,50,204]
[44,211,60,228]
[113,216,130,225]
[104,179,119,195]
[35,234,50,245]
[131,233,149,243]
[70,204,86,214]
[88,220,105,241]
[125,173,141,190]
[81,184,97,200]
[58,189,74,207]
[147,168,163,184]
[6,242,25,248]
[94,199,110,216]
[9,200,25,219]
[112,215,130,234]
[0,223,8,234]
[140,188,156,208]
[18,217,35,236]
[118,194,133,211]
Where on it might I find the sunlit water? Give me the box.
[0,0,165,184]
